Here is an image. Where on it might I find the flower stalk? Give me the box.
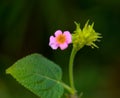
[69,47,77,93]
[68,20,102,97]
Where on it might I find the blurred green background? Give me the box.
[0,0,120,98]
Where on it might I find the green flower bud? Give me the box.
[72,20,102,51]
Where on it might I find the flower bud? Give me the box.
[72,20,102,51]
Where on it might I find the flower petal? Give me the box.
[50,43,58,50]
[49,36,55,44]
[55,30,62,37]
[63,31,72,44]
[49,36,58,49]
[59,43,68,50]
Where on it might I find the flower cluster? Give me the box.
[72,21,102,51]
[49,21,102,51]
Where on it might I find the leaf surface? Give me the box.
[6,53,64,98]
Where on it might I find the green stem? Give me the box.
[61,82,75,94]
[69,48,77,93]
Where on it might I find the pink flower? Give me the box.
[49,30,72,50]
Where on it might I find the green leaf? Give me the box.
[6,53,64,98]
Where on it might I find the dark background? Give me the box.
[0,0,120,98]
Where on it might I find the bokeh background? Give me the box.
[0,0,120,98]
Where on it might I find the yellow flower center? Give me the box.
[56,34,66,44]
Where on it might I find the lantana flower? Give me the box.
[49,30,72,50]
